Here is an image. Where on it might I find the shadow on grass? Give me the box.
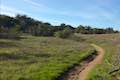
[0,52,52,61]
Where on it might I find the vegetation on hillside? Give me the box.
[0,36,94,80]
[76,34,120,80]
[0,14,119,39]
[0,14,120,80]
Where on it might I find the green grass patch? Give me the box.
[79,34,120,80]
[0,36,93,80]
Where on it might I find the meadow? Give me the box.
[76,33,120,80]
[0,36,94,80]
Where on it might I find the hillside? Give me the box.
[0,36,94,80]
[1,0,120,79]
[0,14,118,38]
[76,33,120,80]
[0,14,120,80]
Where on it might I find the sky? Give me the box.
[0,0,120,30]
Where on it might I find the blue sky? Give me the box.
[0,0,120,30]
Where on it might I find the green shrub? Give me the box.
[54,27,73,38]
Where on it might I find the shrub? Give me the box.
[54,27,73,38]
[68,34,85,41]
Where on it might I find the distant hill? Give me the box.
[0,14,119,38]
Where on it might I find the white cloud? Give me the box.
[22,0,95,19]
[22,0,117,20]
[0,5,30,16]
[23,0,50,10]
[1,0,119,28]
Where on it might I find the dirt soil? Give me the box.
[59,44,105,80]
[78,44,105,80]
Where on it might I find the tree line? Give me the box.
[0,14,119,39]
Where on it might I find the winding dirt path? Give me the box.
[59,44,105,80]
[78,44,105,80]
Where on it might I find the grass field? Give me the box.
[76,33,120,80]
[0,36,94,80]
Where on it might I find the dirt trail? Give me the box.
[78,44,105,80]
[59,44,105,80]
